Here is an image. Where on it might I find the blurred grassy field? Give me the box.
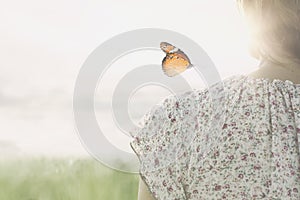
[0,157,139,200]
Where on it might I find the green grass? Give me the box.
[0,157,139,200]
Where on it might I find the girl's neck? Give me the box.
[248,59,300,84]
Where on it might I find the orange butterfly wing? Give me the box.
[162,51,192,77]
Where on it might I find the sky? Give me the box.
[0,0,259,158]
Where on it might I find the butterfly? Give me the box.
[160,42,193,77]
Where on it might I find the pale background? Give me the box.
[0,0,259,158]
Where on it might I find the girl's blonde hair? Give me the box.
[237,0,300,66]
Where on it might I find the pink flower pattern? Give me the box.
[130,74,300,200]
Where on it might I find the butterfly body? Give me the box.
[160,42,193,77]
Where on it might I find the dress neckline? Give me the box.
[237,74,300,88]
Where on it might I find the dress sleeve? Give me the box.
[129,90,204,200]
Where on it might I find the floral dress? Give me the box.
[130,74,300,200]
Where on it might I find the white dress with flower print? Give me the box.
[130,74,300,200]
